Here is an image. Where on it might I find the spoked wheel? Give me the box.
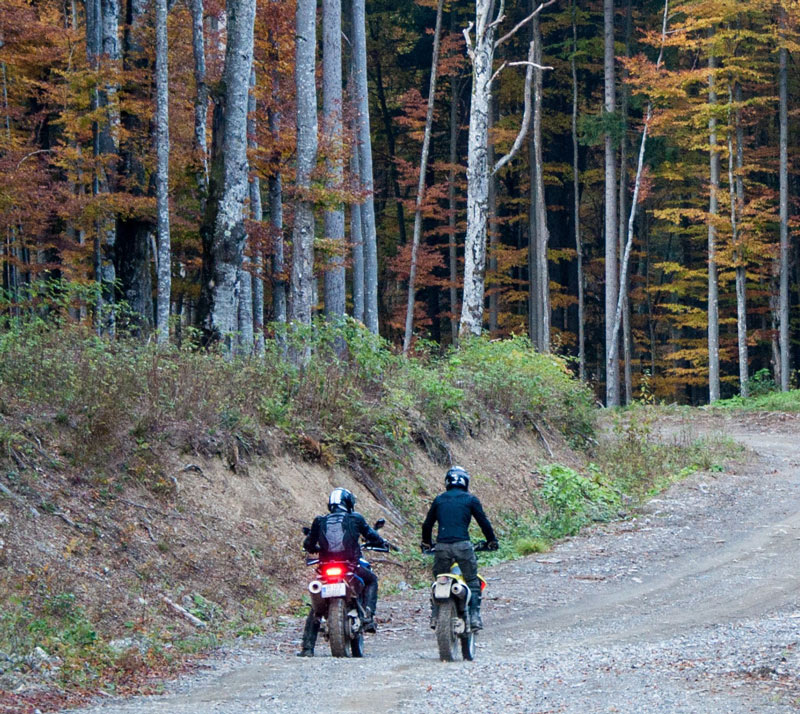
[460,630,476,661]
[435,600,459,662]
[328,598,351,658]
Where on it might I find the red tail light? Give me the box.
[324,566,343,578]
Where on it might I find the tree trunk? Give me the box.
[198,0,257,349]
[352,0,379,334]
[448,57,459,346]
[117,0,152,330]
[155,0,171,345]
[779,38,790,390]
[618,0,632,403]
[350,136,365,323]
[322,0,346,321]
[403,0,444,352]
[532,13,549,353]
[603,0,619,405]
[730,84,748,397]
[488,98,498,335]
[571,0,584,381]
[268,19,286,328]
[289,0,318,327]
[459,0,495,337]
[707,48,721,403]
[190,0,208,203]
[248,68,264,354]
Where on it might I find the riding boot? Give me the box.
[468,590,483,631]
[297,610,319,656]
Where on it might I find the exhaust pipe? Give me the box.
[450,582,466,598]
[308,580,322,594]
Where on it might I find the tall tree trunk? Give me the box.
[618,0,632,403]
[322,0,346,321]
[459,0,496,337]
[190,0,208,203]
[289,0,318,327]
[778,36,790,390]
[571,0,584,381]
[404,0,444,352]
[155,0,171,345]
[350,131,365,323]
[488,98,498,335]
[268,19,286,328]
[352,0,379,334]
[532,13,549,353]
[448,60,460,346]
[198,0,257,349]
[730,84,748,397]
[707,49,721,403]
[248,69,265,354]
[603,0,619,405]
[117,0,152,330]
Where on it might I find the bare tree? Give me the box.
[248,69,265,354]
[268,17,286,328]
[154,0,170,345]
[403,0,444,353]
[459,0,554,337]
[189,0,208,202]
[290,0,318,326]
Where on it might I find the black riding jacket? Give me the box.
[421,487,496,545]
[303,510,383,562]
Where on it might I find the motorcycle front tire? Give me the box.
[435,599,459,662]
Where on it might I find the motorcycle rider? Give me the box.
[421,466,498,631]
[297,487,388,657]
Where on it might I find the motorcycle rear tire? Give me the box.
[328,598,351,658]
[460,631,475,661]
[435,600,459,662]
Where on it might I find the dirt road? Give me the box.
[68,414,800,713]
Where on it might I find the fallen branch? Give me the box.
[53,509,89,533]
[531,421,554,458]
[161,595,207,629]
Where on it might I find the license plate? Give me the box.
[321,583,346,598]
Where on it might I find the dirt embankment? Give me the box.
[0,417,566,710]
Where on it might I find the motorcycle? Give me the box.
[425,540,489,662]
[302,518,392,658]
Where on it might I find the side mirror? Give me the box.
[302,526,310,536]
[373,518,385,530]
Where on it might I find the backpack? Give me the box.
[319,511,360,560]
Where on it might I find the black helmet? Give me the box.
[444,466,470,490]
[328,487,356,513]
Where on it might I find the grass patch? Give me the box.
[713,389,800,413]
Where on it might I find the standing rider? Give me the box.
[297,487,388,657]
[421,466,498,630]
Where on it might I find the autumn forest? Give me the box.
[0,0,798,405]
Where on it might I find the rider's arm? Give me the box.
[421,499,438,546]
[302,516,322,553]
[354,513,385,546]
[470,496,497,544]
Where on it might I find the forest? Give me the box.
[0,0,797,405]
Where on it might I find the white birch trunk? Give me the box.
[248,69,264,354]
[352,0,379,334]
[403,0,444,353]
[290,0,318,327]
[730,84,748,398]
[532,14,549,353]
[155,0,171,345]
